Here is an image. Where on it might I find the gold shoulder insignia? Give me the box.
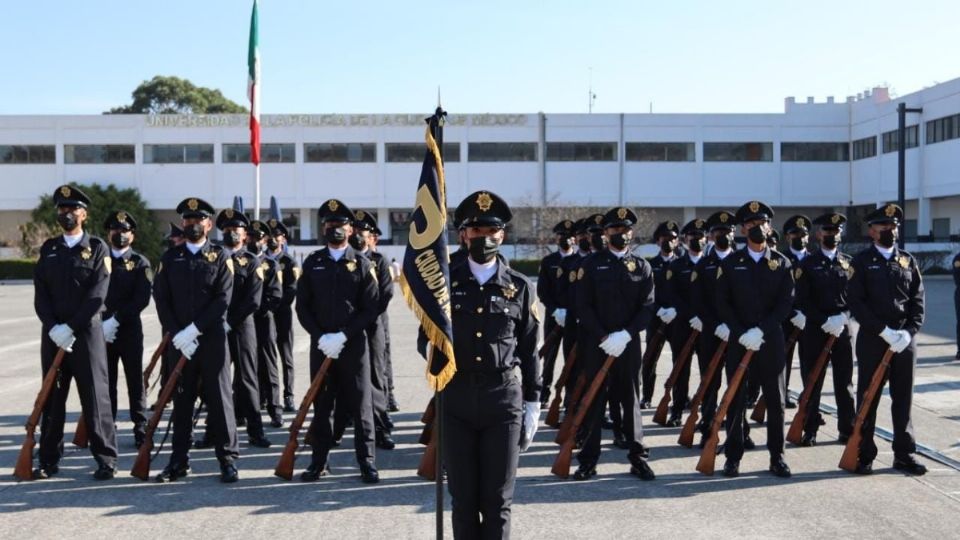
[103,256,111,274]
[690,270,698,282]
[531,302,541,323]
[556,267,564,279]
[346,261,357,272]
[577,268,584,280]
[840,259,850,271]
[277,269,284,284]
[569,271,577,283]
[954,260,960,269]
[225,258,234,275]
[716,267,723,278]
[237,256,248,267]
[847,265,855,278]
[370,266,378,283]
[898,256,910,269]
[255,263,264,280]
[293,267,302,280]
[157,262,163,275]
[146,267,154,283]
[260,261,270,272]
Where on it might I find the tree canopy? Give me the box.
[106,75,246,114]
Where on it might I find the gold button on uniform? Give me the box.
[475,356,482,362]
[476,332,482,337]
[476,307,483,313]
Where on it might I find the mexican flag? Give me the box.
[247,0,260,165]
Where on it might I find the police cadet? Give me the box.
[846,203,926,475]
[573,206,656,481]
[101,210,152,449]
[716,200,793,478]
[781,214,813,408]
[536,219,577,408]
[296,199,380,483]
[952,249,960,360]
[793,212,855,446]
[217,207,272,448]
[690,210,737,447]
[250,220,284,427]
[33,185,119,480]
[370,225,400,412]
[153,197,239,483]
[662,217,708,426]
[265,216,300,412]
[557,217,594,418]
[642,220,681,408]
[158,223,185,392]
[445,190,540,538]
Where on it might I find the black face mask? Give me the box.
[246,241,261,254]
[267,237,280,251]
[578,237,591,252]
[348,232,365,251]
[714,234,732,251]
[57,212,78,231]
[325,226,347,245]
[223,231,242,248]
[590,232,607,251]
[822,234,839,249]
[747,225,767,245]
[688,236,704,254]
[877,229,896,248]
[184,223,205,242]
[608,232,630,251]
[791,237,806,252]
[468,236,499,263]
[558,236,574,251]
[110,232,131,249]
[660,239,673,254]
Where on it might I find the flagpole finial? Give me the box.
[437,86,441,108]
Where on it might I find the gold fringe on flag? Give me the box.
[398,270,457,391]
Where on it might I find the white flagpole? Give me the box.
[255,163,261,220]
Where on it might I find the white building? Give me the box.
[0,77,958,247]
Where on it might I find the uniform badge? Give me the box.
[116,211,127,223]
[594,215,604,225]
[503,286,516,299]
[768,259,780,271]
[831,214,841,225]
[225,208,234,218]
[719,213,729,224]
[80,247,92,260]
[125,260,135,272]
[898,256,909,269]
[187,198,199,211]
[476,192,493,212]
[346,261,357,272]
[625,260,636,272]
[328,199,339,212]
[690,270,698,282]
[569,271,577,283]
[885,204,896,218]
[839,259,850,271]
[451,281,459,288]
[577,268,584,280]
[665,269,672,280]
[749,201,760,213]
[268,218,278,229]
[617,207,628,220]
[60,186,72,198]
[556,267,564,279]
[355,210,366,220]
[695,219,704,229]
[794,268,802,279]
[237,256,248,267]
[205,251,218,263]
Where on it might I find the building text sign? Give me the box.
[145,114,529,128]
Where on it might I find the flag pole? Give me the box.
[431,94,446,540]
[254,163,261,220]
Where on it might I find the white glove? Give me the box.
[790,311,806,330]
[890,330,911,354]
[880,326,899,347]
[319,331,348,359]
[714,323,730,341]
[102,317,119,344]
[223,320,232,334]
[599,329,632,357]
[48,323,75,352]
[657,307,677,324]
[738,327,764,351]
[521,401,540,451]
[552,308,567,327]
[821,313,847,337]
[689,316,703,332]
[180,339,199,360]
[173,323,201,351]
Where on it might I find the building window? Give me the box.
[385,143,460,163]
[545,142,616,161]
[926,113,960,145]
[64,145,134,164]
[933,217,951,241]
[224,143,295,163]
[852,136,877,160]
[0,145,55,164]
[468,142,538,162]
[144,144,213,164]
[780,142,849,162]
[703,142,773,162]
[304,143,376,163]
[881,125,919,153]
[625,142,695,162]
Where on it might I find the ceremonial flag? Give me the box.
[399,113,456,391]
[247,0,261,165]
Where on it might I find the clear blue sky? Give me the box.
[4,0,957,115]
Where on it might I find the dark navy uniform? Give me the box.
[248,220,284,426]
[781,214,813,408]
[846,204,925,474]
[953,252,960,359]
[153,198,238,480]
[794,213,855,443]
[102,210,152,448]
[266,218,300,411]
[642,220,681,405]
[536,219,577,406]
[445,191,540,539]
[33,185,118,477]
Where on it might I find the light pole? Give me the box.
[897,102,922,248]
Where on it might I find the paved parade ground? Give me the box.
[1,278,960,539]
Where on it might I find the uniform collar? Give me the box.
[873,243,896,260]
[111,247,132,259]
[321,244,358,262]
[454,257,512,288]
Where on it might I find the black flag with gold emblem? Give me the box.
[398,107,456,391]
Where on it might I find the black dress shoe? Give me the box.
[893,455,928,476]
[769,458,792,478]
[723,460,740,478]
[639,400,651,409]
[270,415,285,429]
[360,463,380,484]
[220,462,239,483]
[637,444,651,459]
[572,464,597,481]
[388,403,400,413]
[665,414,682,428]
[248,435,272,448]
[785,400,797,409]
[384,415,395,431]
[955,350,960,361]
[32,463,59,479]
[283,396,296,413]
[744,436,756,450]
[300,462,329,482]
[854,461,873,475]
[236,416,247,427]
[93,464,116,480]
[156,463,191,483]
[629,459,656,481]
[376,432,396,450]
[818,414,827,426]
[798,432,817,447]
[612,433,630,449]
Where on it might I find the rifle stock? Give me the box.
[696,350,755,475]
[839,348,895,472]
[142,333,172,390]
[750,326,802,424]
[275,356,334,480]
[787,334,838,444]
[554,373,586,445]
[750,397,767,423]
[417,431,438,481]
[72,415,88,448]
[418,398,436,446]
[545,344,578,427]
[679,340,727,448]
[539,326,564,359]
[14,348,67,481]
[551,355,617,478]
[131,354,188,480]
[654,330,700,425]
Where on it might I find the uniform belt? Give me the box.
[456,369,515,385]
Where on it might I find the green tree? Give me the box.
[22,183,165,264]
[106,75,246,114]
